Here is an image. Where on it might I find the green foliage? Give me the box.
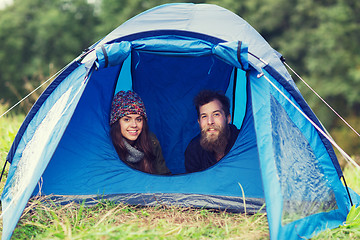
[313,204,360,239]
[5,194,360,239]
[0,103,24,163]
[331,115,360,157]
[0,0,99,113]
[0,105,24,194]
[343,164,360,194]
[346,205,360,229]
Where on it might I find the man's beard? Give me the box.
[200,124,230,153]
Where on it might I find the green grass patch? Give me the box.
[0,105,24,188]
[343,162,360,194]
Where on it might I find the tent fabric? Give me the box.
[46,193,266,214]
[94,37,249,70]
[263,64,341,176]
[250,70,350,238]
[1,3,358,240]
[1,63,90,240]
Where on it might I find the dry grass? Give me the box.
[9,196,269,239]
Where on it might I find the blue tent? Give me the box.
[1,3,359,240]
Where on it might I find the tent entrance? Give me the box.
[114,49,246,173]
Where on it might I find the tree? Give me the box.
[0,0,99,112]
[210,0,360,155]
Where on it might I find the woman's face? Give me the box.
[119,114,144,144]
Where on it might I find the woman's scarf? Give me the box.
[123,138,144,163]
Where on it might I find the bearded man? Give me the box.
[185,90,240,173]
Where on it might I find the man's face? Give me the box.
[198,99,231,143]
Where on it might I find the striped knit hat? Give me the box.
[110,90,147,125]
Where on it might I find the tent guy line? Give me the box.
[0,63,72,119]
[0,86,85,219]
[283,61,360,139]
[259,71,360,171]
[249,49,360,143]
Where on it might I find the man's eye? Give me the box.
[214,113,220,117]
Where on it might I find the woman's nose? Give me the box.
[130,119,137,127]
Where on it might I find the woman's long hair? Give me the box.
[110,117,155,173]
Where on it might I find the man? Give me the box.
[185,90,240,173]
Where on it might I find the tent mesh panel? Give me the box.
[270,96,338,225]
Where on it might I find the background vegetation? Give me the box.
[0,1,360,238]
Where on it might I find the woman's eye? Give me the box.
[136,118,142,122]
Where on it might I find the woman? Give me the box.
[110,90,170,175]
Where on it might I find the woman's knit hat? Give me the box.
[110,90,147,125]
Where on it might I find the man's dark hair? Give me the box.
[194,90,230,118]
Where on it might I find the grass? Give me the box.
[10,197,269,239]
[0,106,360,239]
[343,161,360,194]
[0,107,24,168]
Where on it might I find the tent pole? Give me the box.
[231,68,238,124]
[0,160,7,183]
[341,176,353,206]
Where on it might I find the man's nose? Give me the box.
[208,115,215,125]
